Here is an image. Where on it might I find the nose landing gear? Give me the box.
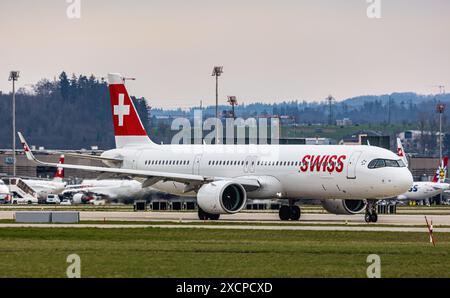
[365,200,378,223]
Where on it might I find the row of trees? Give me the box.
[152,93,450,126]
[0,72,149,149]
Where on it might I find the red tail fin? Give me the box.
[54,155,64,180]
[107,73,154,148]
[432,156,448,183]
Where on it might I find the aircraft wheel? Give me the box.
[279,205,290,221]
[198,208,209,220]
[289,206,301,221]
[198,208,220,220]
[209,214,220,220]
[365,213,372,223]
[370,213,378,223]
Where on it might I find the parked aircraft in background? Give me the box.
[396,138,450,201]
[22,155,66,199]
[63,179,148,203]
[18,73,413,223]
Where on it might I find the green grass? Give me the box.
[2,218,450,228]
[0,228,448,278]
[282,123,416,141]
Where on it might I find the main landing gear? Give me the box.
[198,207,220,221]
[365,200,378,223]
[279,202,301,221]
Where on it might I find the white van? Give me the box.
[46,194,61,204]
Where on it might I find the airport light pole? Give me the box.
[9,71,20,177]
[436,101,446,204]
[212,66,223,144]
[227,96,238,119]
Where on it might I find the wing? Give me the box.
[18,132,260,192]
[432,184,449,191]
[56,152,123,167]
[396,194,409,201]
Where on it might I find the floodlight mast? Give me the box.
[434,84,446,204]
[212,66,223,144]
[227,96,238,119]
[8,71,20,177]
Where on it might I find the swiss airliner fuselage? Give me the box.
[104,144,413,200]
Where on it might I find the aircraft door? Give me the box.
[132,151,144,170]
[193,155,202,175]
[346,151,362,179]
[243,156,257,173]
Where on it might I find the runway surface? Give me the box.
[0,211,449,232]
[0,223,448,232]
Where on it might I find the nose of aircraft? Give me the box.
[395,169,414,193]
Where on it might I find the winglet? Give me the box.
[17,132,38,163]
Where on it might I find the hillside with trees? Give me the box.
[1,72,449,153]
[0,72,149,150]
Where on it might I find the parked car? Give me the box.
[60,199,72,206]
[46,194,61,204]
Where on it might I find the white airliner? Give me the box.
[22,155,66,199]
[63,179,147,203]
[18,73,413,223]
[395,138,449,201]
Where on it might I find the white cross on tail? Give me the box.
[114,94,130,127]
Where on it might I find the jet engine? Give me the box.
[321,199,366,215]
[197,181,247,214]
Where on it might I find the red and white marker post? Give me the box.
[425,216,436,247]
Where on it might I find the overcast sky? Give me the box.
[1,0,450,108]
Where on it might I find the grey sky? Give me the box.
[1,0,450,108]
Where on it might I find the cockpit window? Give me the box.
[385,160,399,167]
[368,159,406,169]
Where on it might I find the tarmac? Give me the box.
[0,210,448,232]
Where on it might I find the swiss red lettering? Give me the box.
[336,155,346,173]
[299,154,347,173]
[327,155,338,173]
[300,155,310,172]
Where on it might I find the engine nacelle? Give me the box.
[197,181,247,214]
[321,199,366,215]
[72,193,85,204]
